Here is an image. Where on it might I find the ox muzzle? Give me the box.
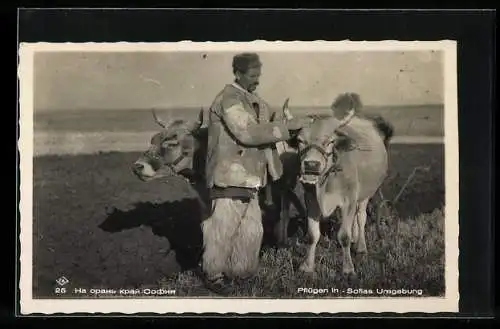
[132,148,189,182]
[299,144,341,186]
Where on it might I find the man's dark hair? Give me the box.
[232,52,262,74]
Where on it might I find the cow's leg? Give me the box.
[274,191,290,247]
[299,216,321,273]
[352,203,360,248]
[263,181,274,208]
[288,187,307,220]
[287,188,307,245]
[354,198,369,254]
[338,200,357,276]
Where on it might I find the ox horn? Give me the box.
[282,97,293,121]
[187,107,204,132]
[151,109,172,129]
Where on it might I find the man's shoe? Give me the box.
[203,275,234,296]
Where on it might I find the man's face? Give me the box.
[236,67,261,92]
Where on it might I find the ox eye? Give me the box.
[323,138,335,147]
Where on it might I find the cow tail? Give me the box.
[372,115,394,149]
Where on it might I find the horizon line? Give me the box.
[35,103,445,113]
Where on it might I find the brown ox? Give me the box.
[291,92,394,278]
[131,102,307,248]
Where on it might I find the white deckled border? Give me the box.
[18,40,459,315]
[20,40,455,52]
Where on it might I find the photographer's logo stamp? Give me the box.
[56,276,69,286]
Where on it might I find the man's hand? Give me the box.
[285,117,312,131]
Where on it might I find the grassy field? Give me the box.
[34,104,444,136]
[32,144,445,299]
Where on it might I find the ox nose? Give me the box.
[303,160,321,174]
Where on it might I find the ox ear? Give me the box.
[333,135,357,152]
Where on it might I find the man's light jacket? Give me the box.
[205,83,291,191]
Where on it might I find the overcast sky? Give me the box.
[34,50,443,111]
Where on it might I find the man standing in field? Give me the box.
[201,52,310,293]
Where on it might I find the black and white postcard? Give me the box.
[18,40,459,314]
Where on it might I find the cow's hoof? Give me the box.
[354,243,368,254]
[203,276,234,296]
[342,267,356,276]
[299,262,314,273]
[353,248,368,258]
[344,272,358,284]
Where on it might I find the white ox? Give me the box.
[287,92,394,278]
